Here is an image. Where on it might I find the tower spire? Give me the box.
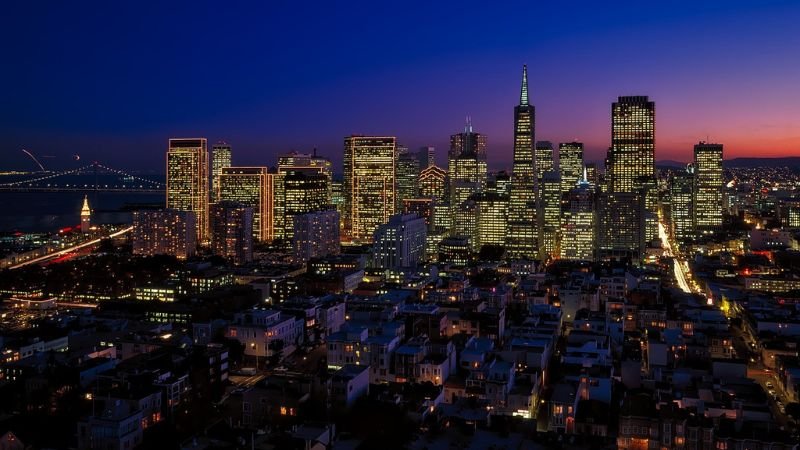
[520,64,529,106]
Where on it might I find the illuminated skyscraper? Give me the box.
[560,172,595,261]
[419,165,448,202]
[343,136,397,242]
[669,169,695,242]
[211,142,232,202]
[283,171,329,240]
[396,146,420,209]
[166,138,209,242]
[597,191,645,261]
[538,171,562,260]
[278,150,333,205]
[209,201,253,266]
[293,209,340,263]
[132,209,197,259]
[559,142,584,194]
[473,192,509,251]
[534,141,555,184]
[693,142,724,232]
[218,167,271,242]
[80,195,91,233]
[507,65,537,259]
[448,121,487,207]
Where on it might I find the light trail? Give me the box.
[8,226,133,270]
[658,221,692,294]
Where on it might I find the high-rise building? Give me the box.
[507,65,538,259]
[218,167,271,242]
[539,171,562,260]
[419,165,448,202]
[473,192,509,251]
[693,142,724,232]
[448,120,487,208]
[603,96,656,260]
[283,171,329,240]
[669,169,695,242]
[403,199,435,230]
[211,142,232,202]
[535,141,555,184]
[209,201,253,266]
[80,195,91,233]
[278,150,333,205]
[343,136,397,242]
[585,163,600,187]
[559,142,584,194]
[132,210,197,259]
[560,173,595,261]
[293,209,341,263]
[166,138,209,242]
[396,146,420,209]
[418,146,435,169]
[371,213,427,270]
[452,199,478,251]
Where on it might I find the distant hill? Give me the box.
[656,160,688,169]
[723,157,800,168]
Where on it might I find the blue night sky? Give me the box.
[2,0,799,173]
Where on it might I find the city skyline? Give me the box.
[3,1,800,172]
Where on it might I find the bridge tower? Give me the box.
[81,195,91,233]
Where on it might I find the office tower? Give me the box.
[418,146,435,169]
[166,138,209,242]
[669,169,695,242]
[507,65,538,259]
[534,141,555,183]
[452,199,478,251]
[371,213,427,269]
[492,171,512,196]
[597,192,645,261]
[209,201,253,266]
[343,136,397,242]
[693,142,724,232]
[80,195,91,233]
[403,199,435,230]
[473,192,509,251]
[603,96,656,260]
[448,119,488,207]
[560,173,595,260]
[293,209,341,263]
[539,171,562,260]
[331,179,345,230]
[585,163,600,187]
[211,142,232,202]
[396,146,420,209]
[559,142,584,194]
[419,165,448,201]
[283,171,329,240]
[218,167,271,242]
[132,210,197,259]
[278,150,333,205]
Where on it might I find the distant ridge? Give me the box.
[723,157,800,168]
[655,160,687,169]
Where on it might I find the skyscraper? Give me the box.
[419,165,448,202]
[539,171,562,260]
[693,142,724,232]
[448,120,488,207]
[559,142,584,194]
[278,150,333,205]
[507,65,537,259]
[560,172,595,261]
[218,167,271,242]
[132,210,197,259]
[396,146,420,209]
[534,141,555,184]
[343,136,397,242]
[166,138,209,242]
[293,209,340,263]
[283,171,329,240]
[669,169,695,242]
[418,146,435,169]
[211,142,232,202]
[209,201,254,266]
[473,192,509,251]
[602,96,656,260]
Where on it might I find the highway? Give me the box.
[8,226,133,270]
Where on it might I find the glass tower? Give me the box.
[166,138,209,243]
[343,136,397,242]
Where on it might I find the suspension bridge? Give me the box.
[0,161,165,193]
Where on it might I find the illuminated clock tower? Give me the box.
[81,195,91,233]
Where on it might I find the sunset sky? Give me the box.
[2,0,799,172]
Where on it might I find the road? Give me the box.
[8,226,133,269]
[658,221,693,294]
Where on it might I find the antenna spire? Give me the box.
[520,64,529,106]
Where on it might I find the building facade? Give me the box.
[343,136,397,242]
[166,138,209,242]
[132,210,197,259]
